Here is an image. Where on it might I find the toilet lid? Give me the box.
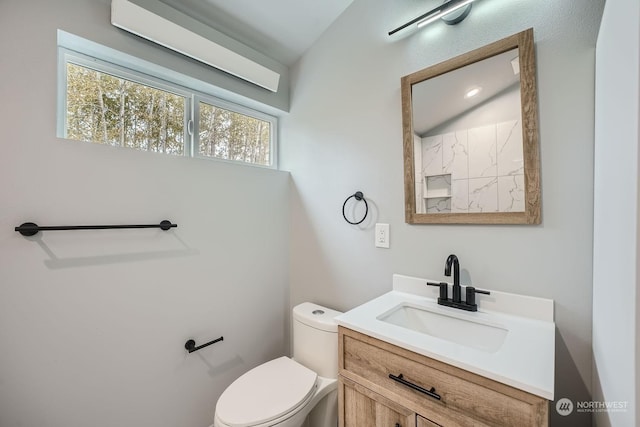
[216,356,318,427]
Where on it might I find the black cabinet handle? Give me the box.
[389,373,441,401]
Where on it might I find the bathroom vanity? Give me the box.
[339,327,548,426]
[335,274,555,427]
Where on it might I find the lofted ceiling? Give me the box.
[412,49,521,136]
[159,0,354,66]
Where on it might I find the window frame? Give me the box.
[57,47,278,169]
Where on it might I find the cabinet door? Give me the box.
[417,415,441,427]
[341,376,415,427]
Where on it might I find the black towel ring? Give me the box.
[342,191,369,225]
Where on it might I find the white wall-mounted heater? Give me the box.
[111,0,281,92]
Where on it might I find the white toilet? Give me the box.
[213,302,343,427]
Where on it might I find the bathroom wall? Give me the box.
[0,1,289,426]
[281,0,604,426]
[593,0,640,425]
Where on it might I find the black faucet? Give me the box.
[427,254,490,312]
[444,254,461,303]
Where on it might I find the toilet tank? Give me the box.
[292,302,342,379]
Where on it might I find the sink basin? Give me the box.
[377,303,508,353]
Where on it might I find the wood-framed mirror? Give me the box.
[402,28,540,224]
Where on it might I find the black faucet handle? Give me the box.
[465,286,490,307]
[427,281,449,301]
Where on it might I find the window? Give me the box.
[60,50,277,168]
[197,99,272,165]
[66,62,187,155]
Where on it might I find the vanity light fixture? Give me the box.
[389,0,476,36]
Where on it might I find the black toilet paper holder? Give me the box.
[185,336,224,353]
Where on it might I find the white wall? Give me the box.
[281,0,604,425]
[593,0,640,425]
[0,1,290,426]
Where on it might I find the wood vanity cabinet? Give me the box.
[341,376,416,427]
[338,327,549,427]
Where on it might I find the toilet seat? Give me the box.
[215,357,318,427]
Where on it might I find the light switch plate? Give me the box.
[375,223,390,248]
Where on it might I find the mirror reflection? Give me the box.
[412,48,523,214]
[401,29,540,224]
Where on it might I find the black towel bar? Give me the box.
[14,220,177,237]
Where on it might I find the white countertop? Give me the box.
[335,274,555,400]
